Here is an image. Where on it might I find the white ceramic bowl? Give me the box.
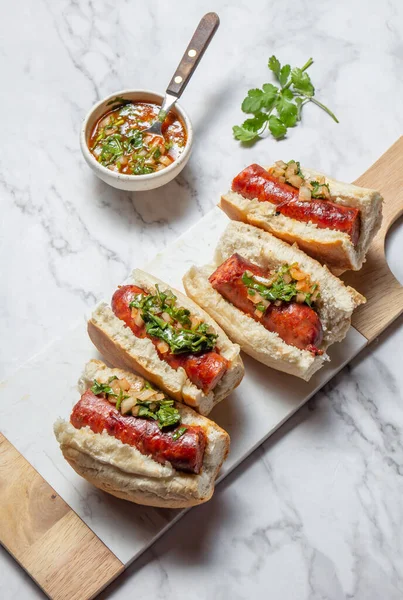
[80,89,193,191]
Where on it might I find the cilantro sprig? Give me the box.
[233,56,338,143]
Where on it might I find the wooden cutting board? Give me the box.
[1,138,402,600]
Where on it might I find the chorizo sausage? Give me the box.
[209,254,323,353]
[232,164,361,245]
[111,286,228,394]
[71,390,207,474]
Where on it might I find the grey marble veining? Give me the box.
[1,0,403,598]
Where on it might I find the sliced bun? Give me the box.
[87,270,244,416]
[54,360,230,508]
[220,165,383,272]
[183,222,365,381]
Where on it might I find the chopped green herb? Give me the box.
[129,286,217,354]
[91,379,117,397]
[106,96,130,110]
[233,56,338,143]
[242,265,319,309]
[172,426,187,441]
[137,398,181,429]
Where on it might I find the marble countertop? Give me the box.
[2,0,403,598]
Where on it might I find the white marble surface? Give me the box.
[1,0,403,598]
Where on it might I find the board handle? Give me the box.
[343,136,403,342]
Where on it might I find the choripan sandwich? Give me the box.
[87,270,244,416]
[54,360,230,508]
[219,160,383,272]
[183,221,366,381]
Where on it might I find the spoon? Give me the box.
[144,12,220,138]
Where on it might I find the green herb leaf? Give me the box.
[268,55,281,78]
[129,286,217,354]
[172,426,187,441]
[278,64,291,88]
[276,91,298,127]
[233,125,259,142]
[126,130,143,151]
[241,84,278,114]
[137,398,181,429]
[268,115,287,139]
[291,67,315,97]
[91,379,117,397]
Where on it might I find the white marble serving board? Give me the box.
[0,208,367,567]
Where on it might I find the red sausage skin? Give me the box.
[111,286,228,394]
[209,254,323,353]
[71,390,207,474]
[232,164,361,245]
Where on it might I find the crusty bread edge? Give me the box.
[183,221,365,381]
[88,270,244,416]
[54,360,230,509]
[219,164,383,271]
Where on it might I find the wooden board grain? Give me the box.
[345,137,403,341]
[0,434,124,600]
[1,139,402,600]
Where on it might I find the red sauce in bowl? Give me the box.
[89,99,187,175]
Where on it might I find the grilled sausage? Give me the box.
[111,286,228,394]
[232,164,361,245]
[71,390,207,474]
[209,253,323,353]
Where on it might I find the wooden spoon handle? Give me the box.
[166,12,220,98]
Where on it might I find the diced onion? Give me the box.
[190,315,201,328]
[287,174,304,188]
[278,176,286,183]
[272,167,286,179]
[136,389,158,401]
[131,308,144,328]
[161,312,172,323]
[282,273,292,284]
[249,291,264,305]
[117,378,131,391]
[159,155,172,167]
[296,292,306,303]
[254,308,264,317]
[154,393,166,401]
[285,163,298,178]
[311,290,319,302]
[157,341,170,354]
[319,184,330,199]
[254,275,275,286]
[275,160,288,169]
[121,397,137,415]
[131,405,140,416]
[110,380,121,395]
[274,300,282,307]
[299,186,312,202]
